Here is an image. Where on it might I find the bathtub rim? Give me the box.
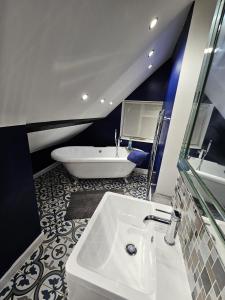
[189,157,225,185]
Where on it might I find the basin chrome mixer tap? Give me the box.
[164,210,182,246]
[197,139,213,170]
[143,210,181,246]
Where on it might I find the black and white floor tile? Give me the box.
[0,165,147,300]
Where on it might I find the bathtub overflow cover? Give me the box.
[125,243,137,256]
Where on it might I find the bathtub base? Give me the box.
[64,161,135,179]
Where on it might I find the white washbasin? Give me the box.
[66,192,156,300]
[66,192,192,300]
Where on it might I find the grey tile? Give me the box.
[198,277,203,289]
[208,239,213,251]
[198,251,204,270]
[214,282,220,297]
[212,259,225,291]
[201,267,212,295]
[219,286,225,299]
[194,271,198,282]
[192,287,197,300]
[211,246,219,262]
[208,255,214,267]
[192,248,198,267]
[206,261,215,284]
[165,176,225,299]
[196,288,206,300]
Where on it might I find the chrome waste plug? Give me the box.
[125,243,137,256]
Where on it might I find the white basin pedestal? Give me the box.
[66,192,192,300]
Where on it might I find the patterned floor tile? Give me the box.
[0,165,147,299]
[0,277,65,300]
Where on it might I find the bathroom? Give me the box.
[0,0,225,299]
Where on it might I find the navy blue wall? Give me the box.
[31,144,61,174]
[0,126,41,278]
[190,95,225,166]
[126,60,172,101]
[154,4,194,180]
[202,107,225,166]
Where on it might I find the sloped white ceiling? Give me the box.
[0,0,192,150]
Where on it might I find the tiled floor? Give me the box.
[0,165,148,300]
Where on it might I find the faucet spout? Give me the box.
[143,215,171,225]
[144,210,181,246]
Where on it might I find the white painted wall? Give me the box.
[28,124,90,152]
[156,0,218,197]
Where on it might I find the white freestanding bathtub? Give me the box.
[189,157,225,207]
[51,146,136,179]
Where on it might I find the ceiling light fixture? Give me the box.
[214,48,219,53]
[82,93,88,101]
[149,17,158,30]
[109,101,113,105]
[100,98,105,103]
[204,47,213,54]
[148,50,154,57]
[148,64,152,69]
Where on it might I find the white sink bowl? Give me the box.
[66,192,156,300]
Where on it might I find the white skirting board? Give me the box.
[133,167,148,175]
[0,232,44,290]
[34,164,147,178]
[33,162,60,179]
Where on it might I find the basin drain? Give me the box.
[125,243,137,256]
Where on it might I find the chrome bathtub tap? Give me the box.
[143,209,181,246]
[115,129,120,157]
[197,139,213,170]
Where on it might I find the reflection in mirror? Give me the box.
[186,9,225,238]
[179,168,225,263]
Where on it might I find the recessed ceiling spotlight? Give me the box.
[148,50,154,57]
[109,101,113,105]
[100,98,105,103]
[149,17,158,30]
[204,47,213,54]
[214,48,219,53]
[148,64,152,69]
[82,93,88,101]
